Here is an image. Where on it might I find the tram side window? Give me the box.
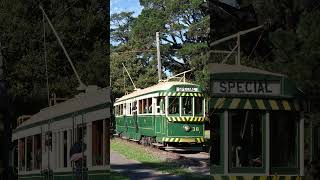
[194,97,203,116]
[115,105,119,116]
[120,104,123,115]
[92,120,104,166]
[182,97,192,115]
[129,102,132,115]
[168,97,179,115]
[63,131,67,168]
[270,112,298,169]
[146,98,152,113]
[138,100,143,114]
[19,138,26,171]
[26,136,33,171]
[229,110,263,168]
[156,97,165,114]
[34,134,42,170]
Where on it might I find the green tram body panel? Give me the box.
[114,82,207,145]
[115,115,205,143]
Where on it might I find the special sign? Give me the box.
[212,80,281,96]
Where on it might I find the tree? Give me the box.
[110,0,210,97]
[0,0,108,118]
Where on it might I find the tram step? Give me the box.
[152,143,164,147]
[130,139,139,142]
[122,136,129,139]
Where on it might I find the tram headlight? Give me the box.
[183,124,191,132]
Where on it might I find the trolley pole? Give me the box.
[156,32,162,82]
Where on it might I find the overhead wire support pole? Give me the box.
[210,25,265,65]
[39,5,86,91]
[156,32,162,82]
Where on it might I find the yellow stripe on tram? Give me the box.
[230,98,241,109]
[282,100,291,110]
[244,100,252,109]
[269,100,279,110]
[256,99,266,110]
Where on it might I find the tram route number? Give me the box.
[212,80,280,96]
[192,127,200,132]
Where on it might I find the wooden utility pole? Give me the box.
[156,32,162,82]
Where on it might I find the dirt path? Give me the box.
[110,150,186,180]
[178,152,210,176]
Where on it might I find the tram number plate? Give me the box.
[192,127,200,132]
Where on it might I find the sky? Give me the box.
[110,0,143,16]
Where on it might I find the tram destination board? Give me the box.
[211,80,281,96]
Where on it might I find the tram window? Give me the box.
[129,103,132,115]
[34,134,41,170]
[121,104,124,115]
[182,97,192,115]
[76,125,87,166]
[229,110,263,168]
[270,112,298,168]
[156,97,165,114]
[194,97,203,116]
[115,105,118,116]
[26,136,33,171]
[147,98,152,113]
[168,97,179,115]
[19,138,26,171]
[92,120,103,166]
[63,131,67,168]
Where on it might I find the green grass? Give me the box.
[109,171,129,180]
[111,139,211,179]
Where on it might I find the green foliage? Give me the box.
[0,0,108,117]
[111,0,210,97]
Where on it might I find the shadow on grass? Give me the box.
[111,162,211,180]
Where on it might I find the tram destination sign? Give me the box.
[212,80,281,96]
[176,87,199,92]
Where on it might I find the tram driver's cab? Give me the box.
[208,63,306,178]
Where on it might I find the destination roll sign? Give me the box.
[212,80,280,96]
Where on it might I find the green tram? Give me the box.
[11,87,110,180]
[114,81,207,151]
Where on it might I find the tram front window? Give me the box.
[270,112,298,168]
[168,97,179,115]
[182,97,192,115]
[229,110,263,168]
[195,97,203,116]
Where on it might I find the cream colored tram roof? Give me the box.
[16,87,111,130]
[115,81,199,103]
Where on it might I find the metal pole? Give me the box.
[156,32,161,82]
[43,13,50,107]
[39,6,86,91]
[237,32,240,65]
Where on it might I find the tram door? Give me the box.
[71,123,88,180]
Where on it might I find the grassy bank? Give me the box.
[111,138,210,179]
[110,171,129,180]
